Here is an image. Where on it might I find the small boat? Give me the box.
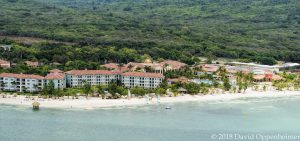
[165,107,171,110]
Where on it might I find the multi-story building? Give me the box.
[45,69,66,89]
[25,61,40,68]
[0,69,165,92]
[0,73,44,92]
[128,60,187,74]
[65,70,120,87]
[121,72,164,88]
[102,60,187,74]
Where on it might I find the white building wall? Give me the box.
[0,77,44,92]
[46,79,66,89]
[66,74,119,87]
[122,76,162,88]
[66,74,162,88]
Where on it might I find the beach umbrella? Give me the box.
[178,87,187,93]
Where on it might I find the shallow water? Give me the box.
[1,96,300,141]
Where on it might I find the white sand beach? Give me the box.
[1,90,300,109]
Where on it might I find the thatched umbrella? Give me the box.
[32,101,40,110]
[178,87,187,94]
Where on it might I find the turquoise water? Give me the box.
[1,96,300,141]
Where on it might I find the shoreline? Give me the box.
[1,90,300,110]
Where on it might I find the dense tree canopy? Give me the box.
[0,0,299,66]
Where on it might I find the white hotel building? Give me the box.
[65,70,164,89]
[0,69,67,92]
[45,69,67,89]
[0,69,164,92]
[0,73,45,92]
[65,70,121,87]
[121,72,164,88]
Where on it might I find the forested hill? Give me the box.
[0,0,300,64]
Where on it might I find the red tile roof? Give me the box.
[49,69,63,73]
[25,61,39,67]
[102,63,119,69]
[272,75,283,81]
[127,60,186,70]
[102,63,129,72]
[45,73,65,80]
[0,73,44,79]
[159,60,187,69]
[65,70,121,76]
[121,72,164,78]
[0,59,9,64]
[167,76,189,83]
[127,62,146,68]
[0,59,10,68]
[202,64,219,72]
[253,75,265,80]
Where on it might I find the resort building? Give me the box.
[128,59,187,74]
[278,63,300,72]
[0,68,166,92]
[227,62,280,73]
[253,73,282,82]
[25,61,40,68]
[167,76,189,84]
[65,70,164,88]
[65,70,120,87]
[121,72,164,88]
[201,64,220,74]
[0,73,44,92]
[0,44,12,51]
[102,59,187,74]
[101,63,130,72]
[45,69,66,89]
[0,59,10,69]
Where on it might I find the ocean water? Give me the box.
[1,96,300,141]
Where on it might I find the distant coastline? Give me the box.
[1,90,300,110]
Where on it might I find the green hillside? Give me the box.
[0,0,300,64]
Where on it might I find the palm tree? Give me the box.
[235,71,254,93]
[11,81,17,91]
[48,81,55,98]
[193,66,203,75]
[97,84,105,99]
[236,71,244,93]
[33,84,39,93]
[144,66,154,73]
[127,64,134,71]
[22,86,27,93]
[117,63,124,71]
[243,73,254,93]
[163,63,169,73]
[0,81,4,91]
[83,81,91,98]
[223,76,231,91]
[263,85,267,91]
[217,66,227,76]
[41,85,49,98]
